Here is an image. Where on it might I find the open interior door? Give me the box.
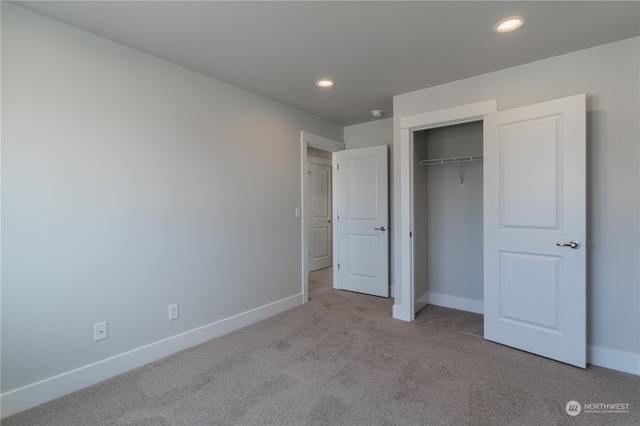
[336,145,389,297]
[483,94,586,367]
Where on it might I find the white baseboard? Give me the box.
[1,293,303,419]
[588,345,640,376]
[392,303,412,321]
[426,292,484,314]
[393,292,483,321]
[425,295,639,376]
[3,293,636,419]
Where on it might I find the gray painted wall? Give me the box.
[307,147,333,160]
[343,117,393,150]
[3,3,638,414]
[1,3,342,397]
[393,37,640,359]
[413,123,484,305]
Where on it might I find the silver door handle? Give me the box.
[374,226,386,231]
[556,241,581,249]
[328,220,333,224]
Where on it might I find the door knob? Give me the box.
[556,240,581,249]
[374,226,386,231]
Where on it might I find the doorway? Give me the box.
[394,100,497,321]
[308,147,333,272]
[395,96,587,368]
[412,121,484,315]
[300,133,390,302]
[307,147,334,300]
[308,265,333,300]
[300,131,344,304]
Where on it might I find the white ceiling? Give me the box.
[11,1,640,126]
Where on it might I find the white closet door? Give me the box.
[483,94,586,367]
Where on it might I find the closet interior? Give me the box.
[413,121,484,315]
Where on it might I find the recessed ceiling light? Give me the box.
[315,79,334,88]
[493,16,525,33]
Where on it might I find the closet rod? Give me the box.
[419,155,483,166]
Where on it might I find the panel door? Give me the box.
[484,94,586,367]
[309,162,333,271]
[336,145,389,297]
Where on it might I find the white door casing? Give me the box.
[336,145,389,297]
[309,161,333,271]
[395,100,498,321]
[483,94,586,368]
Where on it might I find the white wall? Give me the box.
[393,37,640,373]
[1,4,342,416]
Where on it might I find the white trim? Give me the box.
[301,139,309,303]
[307,155,332,168]
[332,152,339,289]
[588,345,640,376]
[394,100,497,322]
[0,294,302,418]
[393,128,414,321]
[426,292,484,315]
[400,99,497,130]
[301,131,344,152]
[392,304,412,322]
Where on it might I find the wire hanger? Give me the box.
[456,162,466,188]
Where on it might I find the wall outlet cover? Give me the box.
[169,304,179,320]
[94,321,108,341]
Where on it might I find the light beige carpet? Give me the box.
[4,268,639,425]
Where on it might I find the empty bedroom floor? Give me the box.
[309,266,484,338]
[4,269,638,425]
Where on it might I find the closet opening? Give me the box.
[412,121,484,316]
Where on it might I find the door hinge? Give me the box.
[338,263,340,269]
[410,231,412,238]
[337,164,340,170]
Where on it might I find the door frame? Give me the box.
[393,100,497,321]
[300,131,344,303]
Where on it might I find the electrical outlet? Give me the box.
[169,304,179,320]
[94,321,108,341]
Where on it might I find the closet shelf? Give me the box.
[419,155,483,166]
